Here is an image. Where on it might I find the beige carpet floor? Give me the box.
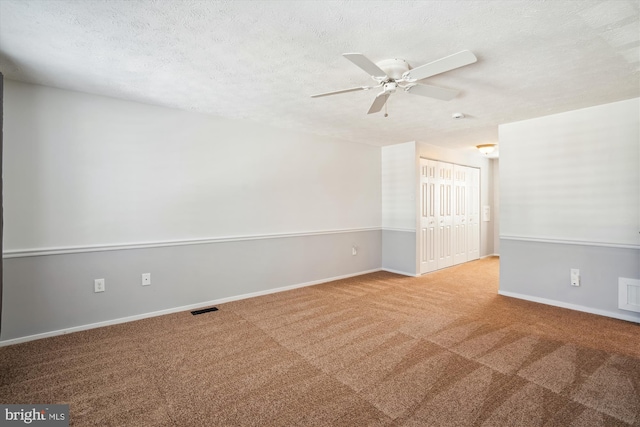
[1,257,639,426]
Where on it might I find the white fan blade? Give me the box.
[311,86,371,98]
[404,50,477,81]
[406,84,459,101]
[343,53,387,78]
[367,93,390,114]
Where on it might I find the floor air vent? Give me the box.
[191,307,219,315]
[618,278,640,313]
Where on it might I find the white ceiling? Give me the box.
[1,0,638,150]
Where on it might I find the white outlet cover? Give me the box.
[142,273,151,286]
[570,269,580,286]
[94,278,105,293]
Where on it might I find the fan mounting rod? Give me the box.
[382,82,397,94]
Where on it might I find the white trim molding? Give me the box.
[3,227,382,258]
[382,227,416,233]
[498,290,640,324]
[0,268,382,347]
[381,268,419,277]
[500,235,640,250]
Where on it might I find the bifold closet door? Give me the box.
[419,159,481,274]
[419,159,438,274]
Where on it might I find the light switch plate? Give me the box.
[482,205,491,222]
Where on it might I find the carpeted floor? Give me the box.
[1,257,639,426]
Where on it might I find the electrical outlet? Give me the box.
[142,273,151,286]
[352,246,358,256]
[94,278,105,293]
[571,269,580,287]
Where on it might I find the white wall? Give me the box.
[2,80,383,342]
[4,80,381,252]
[381,141,417,231]
[500,98,639,246]
[381,141,417,275]
[499,98,640,322]
[492,159,500,254]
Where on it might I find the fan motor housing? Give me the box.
[376,58,410,80]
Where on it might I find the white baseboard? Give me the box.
[381,268,419,277]
[0,268,382,347]
[498,290,640,324]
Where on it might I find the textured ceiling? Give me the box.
[1,0,639,149]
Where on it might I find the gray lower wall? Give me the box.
[1,230,381,342]
[382,229,416,276]
[499,238,640,322]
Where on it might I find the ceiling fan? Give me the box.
[311,50,477,115]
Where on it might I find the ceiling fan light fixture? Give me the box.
[376,58,410,80]
[476,144,497,155]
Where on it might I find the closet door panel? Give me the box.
[420,159,439,273]
[453,165,468,265]
[437,162,453,269]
